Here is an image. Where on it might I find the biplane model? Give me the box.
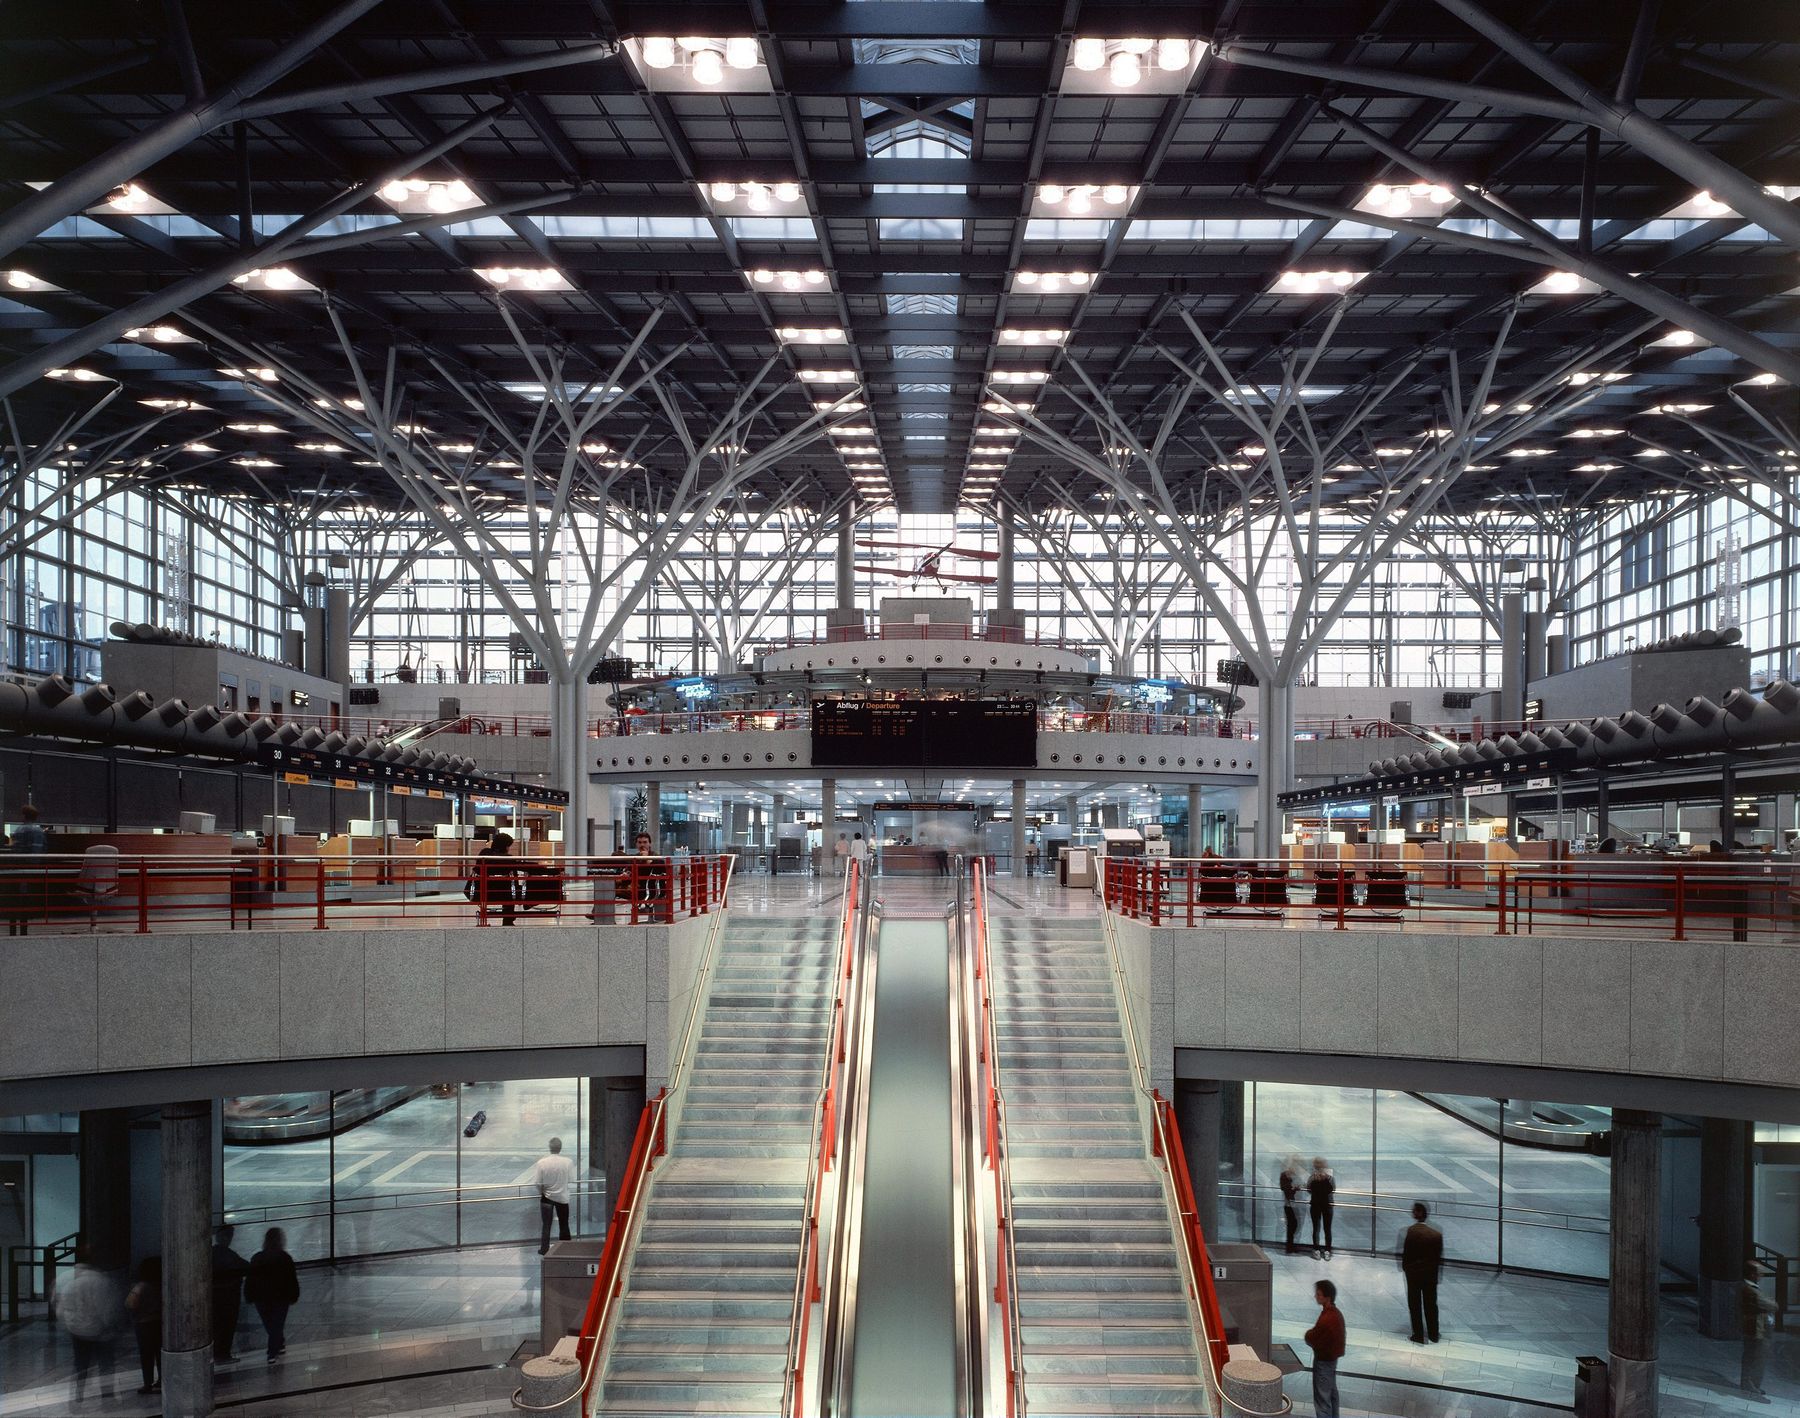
[855,538,1000,586]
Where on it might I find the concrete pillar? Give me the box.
[753,803,765,848]
[79,1108,133,1272]
[996,517,1015,614]
[771,793,786,870]
[644,781,661,848]
[1175,1078,1222,1241]
[1524,607,1547,686]
[1720,759,1738,851]
[600,1076,647,1226]
[1011,778,1027,877]
[1697,1118,1751,1338]
[1064,796,1079,833]
[835,519,856,608]
[161,1100,213,1418]
[1186,784,1204,856]
[821,779,838,873]
[1254,679,1295,858]
[1500,592,1525,726]
[1595,776,1611,841]
[1608,1110,1662,1418]
[1547,632,1569,676]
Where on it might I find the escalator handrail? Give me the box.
[783,858,868,1416]
[510,855,738,1413]
[1097,905,1291,1416]
[971,860,1025,1417]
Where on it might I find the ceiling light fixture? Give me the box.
[776,326,846,343]
[1000,327,1068,346]
[1068,36,1198,86]
[1527,270,1598,296]
[1649,328,1708,349]
[231,267,313,292]
[1014,270,1093,293]
[799,368,859,383]
[378,177,479,214]
[1567,427,1624,439]
[45,366,108,382]
[1568,370,1627,386]
[124,324,194,344]
[4,270,59,292]
[1358,182,1457,217]
[226,422,282,433]
[636,36,762,84]
[1037,183,1134,214]
[705,179,803,209]
[989,370,1050,385]
[140,397,203,410]
[221,366,280,383]
[749,268,829,292]
[1272,269,1367,295]
[475,266,572,292]
[1647,402,1711,415]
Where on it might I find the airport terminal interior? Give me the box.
[4,3,1800,1416]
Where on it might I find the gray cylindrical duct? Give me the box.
[1721,626,1743,646]
[321,732,347,753]
[1684,696,1723,729]
[342,736,367,756]
[219,713,251,739]
[118,691,156,723]
[38,675,74,707]
[187,706,221,734]
[1476,741,1504,761]
[1764,679,1800,715]
[79,684,116,715]
[275,722,304,745]
[296,728,325,749]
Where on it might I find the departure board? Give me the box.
[812,700,1037,768]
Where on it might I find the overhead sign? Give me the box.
[812,700,1037,769]
[257,743,570,807]
[868,800,982,812]
[1526,775,1552,790]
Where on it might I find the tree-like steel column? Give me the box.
[993,300,1643,853]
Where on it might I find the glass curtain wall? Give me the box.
[220,1078,599,1261]
[1223,1084,1611,1278]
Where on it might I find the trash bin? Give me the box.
[541,1238,607,1350]
[1573,1355,1608,1417]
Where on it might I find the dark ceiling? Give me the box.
[2,0,1799,517]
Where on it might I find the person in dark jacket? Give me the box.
[126,1256,162,1394]
[1307,1156,1336,1258]
[6,803,46,935]
[472,832,520,925]
[243,1227,300,1363]
[211,1225,249,1361]
[1304,1279,1345,1418]
[1278,1156,1304,1255]
[1399,1201,1444,1343]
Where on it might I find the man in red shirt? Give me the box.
[1304,1279,1345,1417]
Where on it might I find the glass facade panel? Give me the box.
[219,1079,597,1260]
[1226,1084,1612,1279]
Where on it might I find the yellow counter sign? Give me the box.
[282,772,309,786]
[333,777,357,790]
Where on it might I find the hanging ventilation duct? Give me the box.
[0,674,500,790]
[1356,679,1800,794]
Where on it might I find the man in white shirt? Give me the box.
[849,832,869,872]
[533,1137,578,1255]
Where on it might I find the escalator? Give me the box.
[820,882,985,1417]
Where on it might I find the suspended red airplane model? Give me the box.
[855,537,1000,586]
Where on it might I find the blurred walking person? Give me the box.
[54,1246,123,1404]
[211,1224,249,1362]
[244,1228,300,1363]
[1279,1156,1304,1255]
[1742,1263,1778,1401]
[126,1256,161,1394]
[1308,1156,1336,1258]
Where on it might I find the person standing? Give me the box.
[1303,1278,1345,1418]
[833,833,849,878]
[211,1224,249,1362]
[1741,1263,1778,1401]
[126,1256,162,1394]
[849,831,870,875]
[54,1246,122,1404]
[534,1137,577,1256]
[1307,1156,1336,1259]
[1278,1157,1304,1255]
[7,803,46,935]
[472,831,520,925]
[244,1228,300,1363]
[1399,1201,1444,1343]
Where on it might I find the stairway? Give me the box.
[989,915,1215,1417]
[594,914,841,1415]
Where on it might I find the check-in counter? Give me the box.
[879,844,942,875]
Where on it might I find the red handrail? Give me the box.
[1153,1090,1233,1385]
[787,856,861,1416]
[971,860,1020,1417]
[573,1085,668,1383]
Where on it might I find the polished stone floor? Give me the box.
[1268,1247,1798,1416]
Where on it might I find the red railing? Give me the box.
[0,852,733,934]
[1103,854,1793,940]
[971,860,1021,1417]
[786,857,862,1416]
[572,1086,667,1389]
[1151,1091,1234,1387]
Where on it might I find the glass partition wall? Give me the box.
[1221,1084,1612,1279]
[220,1078,599,1261]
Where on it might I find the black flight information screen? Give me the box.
[812,700,1038,768]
